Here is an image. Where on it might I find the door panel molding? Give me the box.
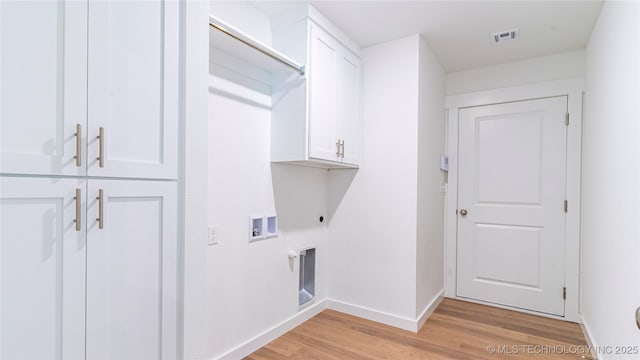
[444,77,583,322]
[0,1,87,176]
[87,0,178,179]
[0,177,87,359]
[86,179,177,359]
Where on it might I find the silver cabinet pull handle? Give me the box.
[74,188,81,231]
[340,140,345,158]
[75,124,82,167]
[96,189,104,229]
[97,127,104,168]
[336,139,341,157]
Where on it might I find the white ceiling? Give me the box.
[249,0,603,72]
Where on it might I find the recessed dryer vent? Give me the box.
[298,248,315,306]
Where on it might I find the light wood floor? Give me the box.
[246,298,593,359]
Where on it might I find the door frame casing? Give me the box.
[444,77,584,322]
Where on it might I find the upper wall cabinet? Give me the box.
[271,6,361,168]
[0,1,178,179]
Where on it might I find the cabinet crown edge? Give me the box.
[271,4,361,58]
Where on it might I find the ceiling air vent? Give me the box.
[491,29,519,44]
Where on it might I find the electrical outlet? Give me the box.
[208,225,219,245]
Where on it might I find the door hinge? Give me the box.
[563,286,567,300]
[564,200,568,213]
[565,113,569,126]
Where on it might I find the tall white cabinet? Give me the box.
[0,1,179,359]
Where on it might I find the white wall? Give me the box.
[416,36,445,315]
[209,1,272,45]
[581,1,640,357]
[328,35,420,319]
[206,3,329,358]
[446,49,585,95]
[328,34,445,323]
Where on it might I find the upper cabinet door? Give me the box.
[308,23,339,162]
[0,1,87,176]
[336,47,360,165]
[87,0,178,180]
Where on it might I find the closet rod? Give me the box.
[209,16,305,76]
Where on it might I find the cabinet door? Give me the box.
[87,1,178,179]
[0,177,86,359]
[86,180,177,360]
[0,1,87,176]
[336,46,360,165]
[308,23,339,162]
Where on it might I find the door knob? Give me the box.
[459,209,468,216]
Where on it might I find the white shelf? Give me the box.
[209,15,305,76]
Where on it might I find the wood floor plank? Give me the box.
[435,301,586,344]
[304,315,455,360]
[262,338,303,358]
[245,347,289,360]
[247,298,593,359]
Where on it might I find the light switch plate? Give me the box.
[208,225,219,245]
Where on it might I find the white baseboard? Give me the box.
[327,290,444,333]
[579,314,599,360]
[417,290,444,330]
[215,300,327,360]
[214,292,444,359]
[326,299,417,332]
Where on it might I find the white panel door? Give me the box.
[0,177,86,359]
[308,23,338,162]
[86,180,177,360]
[336,46,360,165]
[0,1,87,176]
[87,1,178,180]
[457,96,567,316]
